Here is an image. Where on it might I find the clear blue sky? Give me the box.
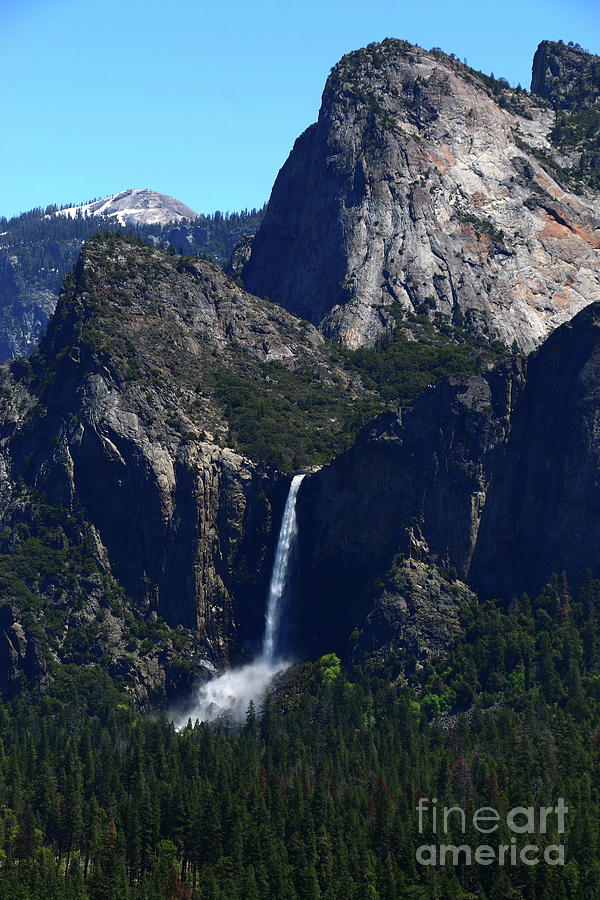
[2,0,599,219]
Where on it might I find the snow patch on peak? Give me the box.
[56,189,199,226]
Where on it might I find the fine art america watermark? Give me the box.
[416,797,567,866]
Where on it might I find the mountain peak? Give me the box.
[56,188,199,226]
[243,37,600,350]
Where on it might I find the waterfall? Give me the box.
[262,473,305,663]
[171,473,305,727]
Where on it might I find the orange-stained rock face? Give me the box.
[244,39,600,352]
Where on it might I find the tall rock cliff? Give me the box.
[295,363,520,655]
[531,40,600,191]
[297,302,600,655]
[0,233,356,701]
[532,40,600,109]
[243,39,600,350]
[472,302,600,597]
[0,231,511,696]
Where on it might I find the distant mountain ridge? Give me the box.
[55,188,199,226]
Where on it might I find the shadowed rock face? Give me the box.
[472,303,600,597]
[354,559,474,667]
[531,40,600,109]
[0,604,48,698]
[244,39,600,350]
[294,363,521,653]
[296,303,600,651]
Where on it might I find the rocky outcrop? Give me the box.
[295,362,520,652]
[355,560,473,667]
[227,234,255,280]
[0,604,48,697]
[531,40,600,109]
[297,302,600,647]
[0,233,341,700]
[0,203,264,362]
[531,40,600,192]
[244,39,600,350]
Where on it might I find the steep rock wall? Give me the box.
[244,39,600,350]
[298,303,600,652]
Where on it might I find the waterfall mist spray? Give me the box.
[171,474,305,727]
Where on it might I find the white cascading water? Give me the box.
[171,474,305,728]
[262,473,305,663]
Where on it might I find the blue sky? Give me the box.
[2,0,599,219]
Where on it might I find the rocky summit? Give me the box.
[55,188,199,226]
[0,197,263,362]
[243,39,600,350]
[531,39,600,110]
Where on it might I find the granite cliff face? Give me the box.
[0,201,264,362]
[1,232,504,696]
[297,303,600,655]
[532,40,600,109]
[472,303,600,597]
[4,240,600,692]
[295,363,520,656]
[244,39,600,350]
[0,233,342,701]
[4,39,600,698]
